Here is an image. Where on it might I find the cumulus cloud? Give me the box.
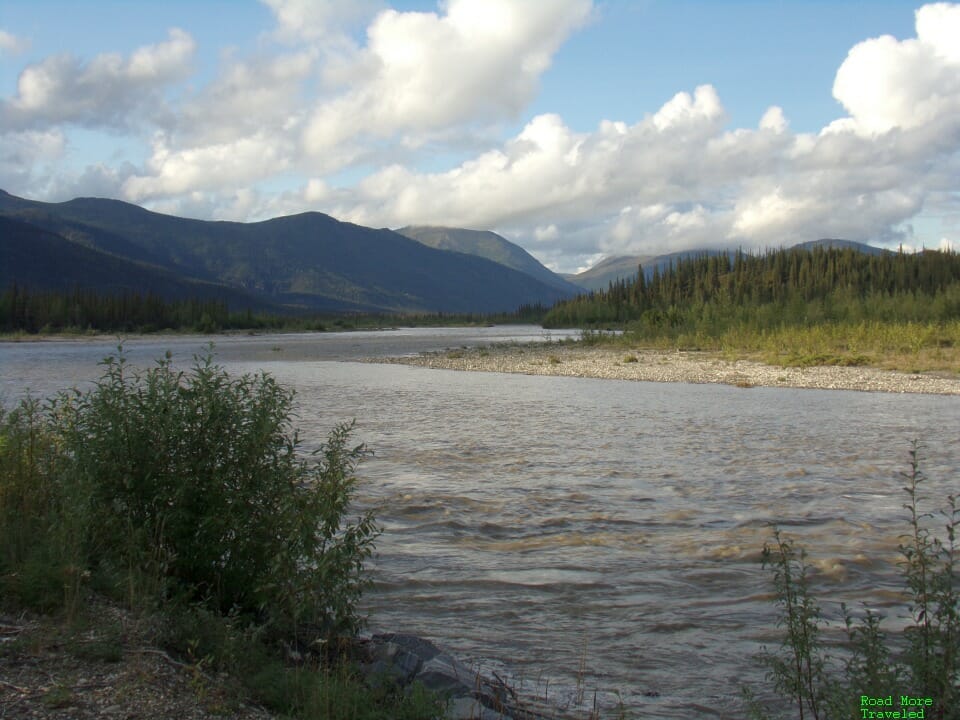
[0,28,195,131]
[108,0,593,207]
[300,3,960,263]
[0,29,29,57]
[0,128,66,192]
[122,131,293,201]
[262,0,382,42]
[177,49,316,146]
[830,2,960,136]
[302,0,592,160]
[2,1,959,271]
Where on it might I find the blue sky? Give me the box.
[1,1,957,272]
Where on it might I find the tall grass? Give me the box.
[571,319,960,373]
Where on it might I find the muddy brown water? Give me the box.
[3,327,957,718]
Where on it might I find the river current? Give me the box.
[2,327,958,718]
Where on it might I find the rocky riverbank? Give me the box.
[0,599,583,720]
[366,342,960,395]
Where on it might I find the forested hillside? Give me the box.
[0,190,575,316]
[543,245,960,330]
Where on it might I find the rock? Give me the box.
[356,632,548,720]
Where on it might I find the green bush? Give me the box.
[746,443,959,719]
[0,397,84,614]
[1,348,380,644]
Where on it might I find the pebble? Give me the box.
[365,344,960,395]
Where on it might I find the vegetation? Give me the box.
[745,443,959,719]
[0,349,442,719]
[543,246,960,372]
[0,283,549,335]
[1,193,573,315]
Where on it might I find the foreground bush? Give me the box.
[745,443,959,719]
[0,348,379,643]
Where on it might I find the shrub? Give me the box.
[1,348,380,645]
[0,398,84,614]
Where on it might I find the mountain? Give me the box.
[395,225,582,295]
[792,238,887,255]
[0,216,278,310]
[561,255,655,292]
[0,190,576,314]
[562,250,732,291]
[564,240,887,291]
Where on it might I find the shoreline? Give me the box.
[366,342,960,395]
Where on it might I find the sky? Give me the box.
[1,1,958,274]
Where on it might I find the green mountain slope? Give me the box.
[0,216,278,310]
[395,225,582,295]
[0,191,576,314]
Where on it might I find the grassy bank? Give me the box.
[573,319,960,374]
[545,246,960,374]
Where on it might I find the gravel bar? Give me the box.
[365,343,960,395]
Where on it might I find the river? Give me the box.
[2,326,958,718]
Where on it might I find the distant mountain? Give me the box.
[0,216,277,310]
[395,225,582,295]
[561,255,655,292]
[792,238,887,255]
[0,190,576,314]
[564,240,887,291]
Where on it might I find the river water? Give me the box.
[2,327,958,718]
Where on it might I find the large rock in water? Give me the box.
[356,633,565,720]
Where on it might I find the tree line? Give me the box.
[0,284,550,334]
[543,246,960,331]
[0,285,239,333]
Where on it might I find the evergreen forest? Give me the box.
[544,245,960,328]
[0,284,548,334]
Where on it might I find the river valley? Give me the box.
[2,327,958,719]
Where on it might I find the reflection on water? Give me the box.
[2,328,958,719]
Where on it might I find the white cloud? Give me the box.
[0,128,65,192]
[3,1,959,272]
[831,3,960,136]
[122,131,292,201]
[534,224,559,242]
[262,0,382,42]
[177,49,316,146]
[293,3,959,264]
[651,84,724,132]
[0,29,29,57]
[759,106,788,133]
[302,0,592,159]
[0,28,195,130]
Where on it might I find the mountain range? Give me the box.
[0,190,576,314]
[1,188,889,314]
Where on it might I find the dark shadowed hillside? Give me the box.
[0,190,575,314]
[0,216,278,311]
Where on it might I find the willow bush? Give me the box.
[0,348,379,644]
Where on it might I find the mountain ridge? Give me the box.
[0,191,576,314]
[395,225,581,295]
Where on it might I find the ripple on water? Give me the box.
[4,332,959,719]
